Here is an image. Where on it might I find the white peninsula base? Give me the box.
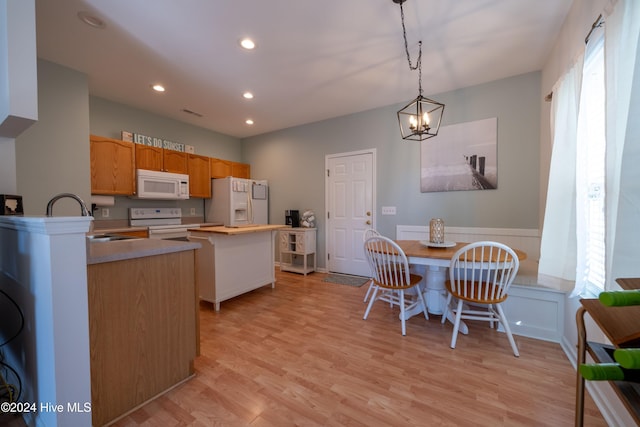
[188,225,285,310]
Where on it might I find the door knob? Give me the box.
[366,220,371,225]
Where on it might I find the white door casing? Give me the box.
[326,149,376,276]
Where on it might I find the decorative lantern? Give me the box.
[429,218,445,244]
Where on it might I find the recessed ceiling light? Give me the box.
[151,84,165,92]
[240,38,255,50]
[77,11,105,29]
[243,92,254,99]
[245,119,254,125]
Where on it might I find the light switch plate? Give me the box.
[190,208,196,215]
[381,206,396,215]
[101,208,109,218]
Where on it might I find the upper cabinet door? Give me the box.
[231,162,250,179]
[135,144,188,174]
[163,150,188,174]
[188,154,211,198]
[210,157,232,178]
[135,144,163,171]
[210,158,250,179]
[90,135,136,195]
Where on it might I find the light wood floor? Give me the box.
[111,271,606,427]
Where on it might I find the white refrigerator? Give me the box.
[205,177,268,226]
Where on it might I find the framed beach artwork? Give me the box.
[420,117,498,193]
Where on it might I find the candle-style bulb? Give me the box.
[409,116,417,130]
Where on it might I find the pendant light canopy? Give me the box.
[393,0,445,141]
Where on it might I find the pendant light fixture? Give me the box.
[393,0,444,141]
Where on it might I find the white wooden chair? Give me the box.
[441,241,520,356]
[362,228,381,303]
[363,235,428,335]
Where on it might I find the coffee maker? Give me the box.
[285,210,300,227]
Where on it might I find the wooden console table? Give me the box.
[575,278,640,426]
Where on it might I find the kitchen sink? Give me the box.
[87,233,142,242]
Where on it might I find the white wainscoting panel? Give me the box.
[504,284,565,342]
[395,225,540,260]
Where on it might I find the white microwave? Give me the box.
[134,169,190,200]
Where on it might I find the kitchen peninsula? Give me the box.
[188,224,285,310]
[86,238,200,426]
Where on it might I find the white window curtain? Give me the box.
[605,0,640,287]
[538,54,584,293]
[539,0,640,294]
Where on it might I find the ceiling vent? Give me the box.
[181,108,203,118]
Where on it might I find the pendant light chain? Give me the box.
[394,0,444,141]
[399,1,423,95]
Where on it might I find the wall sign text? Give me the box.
[122,130,194,153]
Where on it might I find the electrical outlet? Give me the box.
[101,208,109,218]
[381,206,396,215]
[190,208,196,216]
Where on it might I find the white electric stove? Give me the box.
[129,208,199,240]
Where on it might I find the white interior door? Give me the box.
[326,150,375,276]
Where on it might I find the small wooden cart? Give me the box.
[575,278,640,426]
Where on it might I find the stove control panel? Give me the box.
[129,208,182,220]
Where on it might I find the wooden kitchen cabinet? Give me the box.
[135,144,188,174]
[90,135,136,195]
[231,161,251,178]
[134,144,163,171]
[87,250,197,426]
[164,149,189,174]
[188,153,211,198]
[210,157,251,179]
[210,157,232,178]
[116,229,149,238]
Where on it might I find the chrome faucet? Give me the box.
[46,193,92,217]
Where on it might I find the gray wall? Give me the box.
[89,96,241,160]
[11,60,539,271]
[243,72,541,268]
[88,96,243,221]
[13,60,246,218]
[0,137,17,193]
[15,60,90,216]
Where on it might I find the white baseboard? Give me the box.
[275,262,327,274]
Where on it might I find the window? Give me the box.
[540,5,640,295]
[576,34,605,293]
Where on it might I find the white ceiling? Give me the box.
[34,0,572,139]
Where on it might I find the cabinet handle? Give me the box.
[366,220,371,225]
[366,211,371,216]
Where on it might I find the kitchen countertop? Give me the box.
[92,220,222,234]
[92,224,223,234]
[92,225,148,234]
[87,238,200,265]
[189,224,286,235]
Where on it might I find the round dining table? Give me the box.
[393,240,527,330]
